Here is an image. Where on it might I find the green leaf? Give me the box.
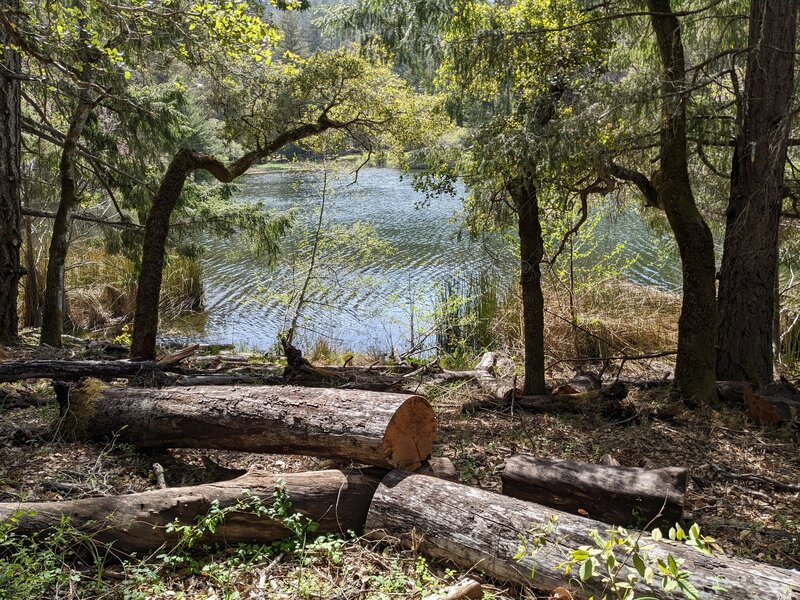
[633,553,646,577]
[651,528,663,542]
[580,559,594,582]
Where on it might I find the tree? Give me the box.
[0,0,21,342]
[130,49,441,359]
[716,0,799,384]
[1,0,281,346]
[600,0,718,405]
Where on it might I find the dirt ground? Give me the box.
[1,344,798,599]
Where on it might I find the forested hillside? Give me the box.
[1,1,799,598]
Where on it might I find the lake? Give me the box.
[164,166,682,353]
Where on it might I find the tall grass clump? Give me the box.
[434,271,502,357]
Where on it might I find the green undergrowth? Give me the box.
[0,483,472,600]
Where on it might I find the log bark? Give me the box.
[0,359,188,383]
[0,469,383,556]
[59,381,436,470]
[499,455,686,528]
[365,471,800,599]
[465,381,630,418]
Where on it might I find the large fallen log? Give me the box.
[0,359,190,383]
[0,469,383,556]
[57,380,436,470]
[500,455,686,528]
[365,471,799,599]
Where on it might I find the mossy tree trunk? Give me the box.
[648,0,717,405]
[39,95,95,346]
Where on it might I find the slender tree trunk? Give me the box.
[130,151,198,359]
[509,171,546,396]
[23,217,41,328]
[0,0,22,342]
[648,0,717,405]
[716,0,798,384]
[130,118,339,360]
[39,97,94,346]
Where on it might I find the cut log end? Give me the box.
[384,395,436,470]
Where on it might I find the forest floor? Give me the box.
[0,344,798,599]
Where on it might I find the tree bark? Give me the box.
[365,471,800,598]
[0,469,384,556]
[57,381,436,470]
[509,171,547,396]
[716,0,799,384]
[499,455,686,528]
[131,118,343,360]
[40,96,95,346]
[0,0,22,342]
[648,0,717,405]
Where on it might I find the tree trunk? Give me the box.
[131,118,340,360]
[40,97,95,346]
[0,469,384,556]
[57,381,436,470]
[648,0,717,405]
[509,172,547,396]
[365,471,800,598]
[716,0,799,384]
[499,455,686,528]
[0,0,21,342]
[23,216,41,328]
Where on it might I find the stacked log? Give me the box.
[499,455,686,528]
[0,469,383,556]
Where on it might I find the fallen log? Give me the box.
[743,382,799,426]
[365,471,800,599]
[0,469,383,556]
[0,359,189,383]
[57,380,436,470]
[500,455,686,528]
[438,352,519,403]
[716,381,754,405]
[462,381,630,418]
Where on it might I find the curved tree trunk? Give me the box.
[648,0,717,405]
[716,0,798,384]
[40,97,94,346]
[131,119,339,360]
[510,172,546,396]
[0,0,22,342]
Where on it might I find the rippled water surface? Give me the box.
[168,167,683,351]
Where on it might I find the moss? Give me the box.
[53,378,107,441]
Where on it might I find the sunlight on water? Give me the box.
[165,167,683,353]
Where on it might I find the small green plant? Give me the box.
[515,517,724,600]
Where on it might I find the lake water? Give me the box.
[165,167,682,353]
